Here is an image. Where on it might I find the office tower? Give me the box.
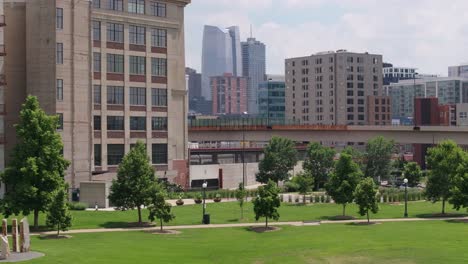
[201,25,242,100]
[258,75,285,123]
[4,0,191,192]
[285,50,384,125]
[211,73,247,115]
[448,64,468,78]
[242,37,266,115]
[186,67,202,100]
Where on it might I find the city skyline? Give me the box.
[185,0,468,76]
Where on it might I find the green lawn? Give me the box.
[25,221,468,263]
[4,201,466,230]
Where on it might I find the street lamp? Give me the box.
[403,178,408,218]
[202,181,208,224]
[242,112,248,188]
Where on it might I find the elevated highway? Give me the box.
[188,125,468,145]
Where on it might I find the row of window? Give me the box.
[93,86,167,106]
[95,143,167,166]
[94,116,167,131]
[93,21,167,47]
[93,54,167,76]
[92,0,167,17]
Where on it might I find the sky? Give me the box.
[185,0,468,76]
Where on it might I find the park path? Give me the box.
[35,216,467,236]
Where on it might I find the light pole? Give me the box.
[403,178,408,218]
[242,111,248,188]
[202,181,207,224]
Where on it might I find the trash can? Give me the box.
[203,214,210,224]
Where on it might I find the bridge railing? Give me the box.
[188,118,301,129]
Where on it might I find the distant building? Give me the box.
[201,25,242,100]
[366,96,392,125]
[285,50,383,125]
[456,103,468,126]
[258,75,285,123]
[448,64,468,78]
[189,97,212,115]
[186,67,202,100]
[242,37,266,115]
[211,73,247,115]
[383,63,417,85]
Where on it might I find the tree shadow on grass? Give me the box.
[98,222,154,229]
[318,215,355,221]
[415,213,467,218]
[445,219,468,224]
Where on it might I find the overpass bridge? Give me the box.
[188,124,468,145]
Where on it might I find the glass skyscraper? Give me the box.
[242,37,266,115]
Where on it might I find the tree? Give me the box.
[235,183,247,219]
[253,180,281,228]
[325,153,362,216]
[365,136,395,182]
[354,177,379,223]
[148,187,175,231]
[1,96,70,229]
[108,141,157,224]
[450,157,468,211]
[289,172,314,204]
[426,140,465,214]
[303,142,335,190]
[256,137,298,185]
[46,188,72,236]
[403,162,422,187]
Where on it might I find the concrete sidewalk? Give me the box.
[36,216,467,236]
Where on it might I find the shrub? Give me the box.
[67,202,88,211]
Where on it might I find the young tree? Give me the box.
[303,142,336,190]
[253,180,281,228]
[235,183,247,219]
[426,140,465,214]
[354,177,379,223]
[46,188,72,236]
[108,141,157,224]
[325,153,362,216]
[1,96,70,229]
[364,136,395,182]
[403,162,422,187]
[290,172,314,204]
[148,188,175,231]
[450,157,468,211]
[256,137,298,185]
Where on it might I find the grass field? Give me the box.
[25,221,468,264]
[4,201,466,230]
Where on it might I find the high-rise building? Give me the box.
[242,37,266,115]
[201,25,242,100]
[285,50,383,125]
[382,63,417,85]
[211,73,247,115]
[258,75,285,123]
[448,64,468,78]
[0,2,5,197]
[4,0,191,192]
[186,67,202,100]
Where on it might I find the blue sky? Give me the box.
[185,0,468,76]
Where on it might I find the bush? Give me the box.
[68,202,88,211]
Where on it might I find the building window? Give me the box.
[93,52,101,72]
[151,28,167,48]
[107,23,124,43]
[150,1,166,17]
[92,21,101,41]
[128,0,145,14]
[94,85,101,104]
[129,25,146,45]
[56,43,63,64]
[151,88,167,106]
[152,144,168,164]
[57,113,64,130]
[56,8,63,29]
[130,56,146,75]
[151,58,167,76]
[107,54,124,73]
[94,116,101,130]
[107,86,124,104]
[108,0,124,11]
[130,116,146,130]
[107,144,124,165]
[94,144,102,166]
[56,79,63,101]
[93,0,101,8]
[152,117,167,130]
[130,87,146,105]
[107,116,124,130]
[347,114,354,121]
[460,112,467,119]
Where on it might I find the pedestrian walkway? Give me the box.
[36,216,467,236]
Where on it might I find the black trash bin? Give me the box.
[203,214,210,224]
